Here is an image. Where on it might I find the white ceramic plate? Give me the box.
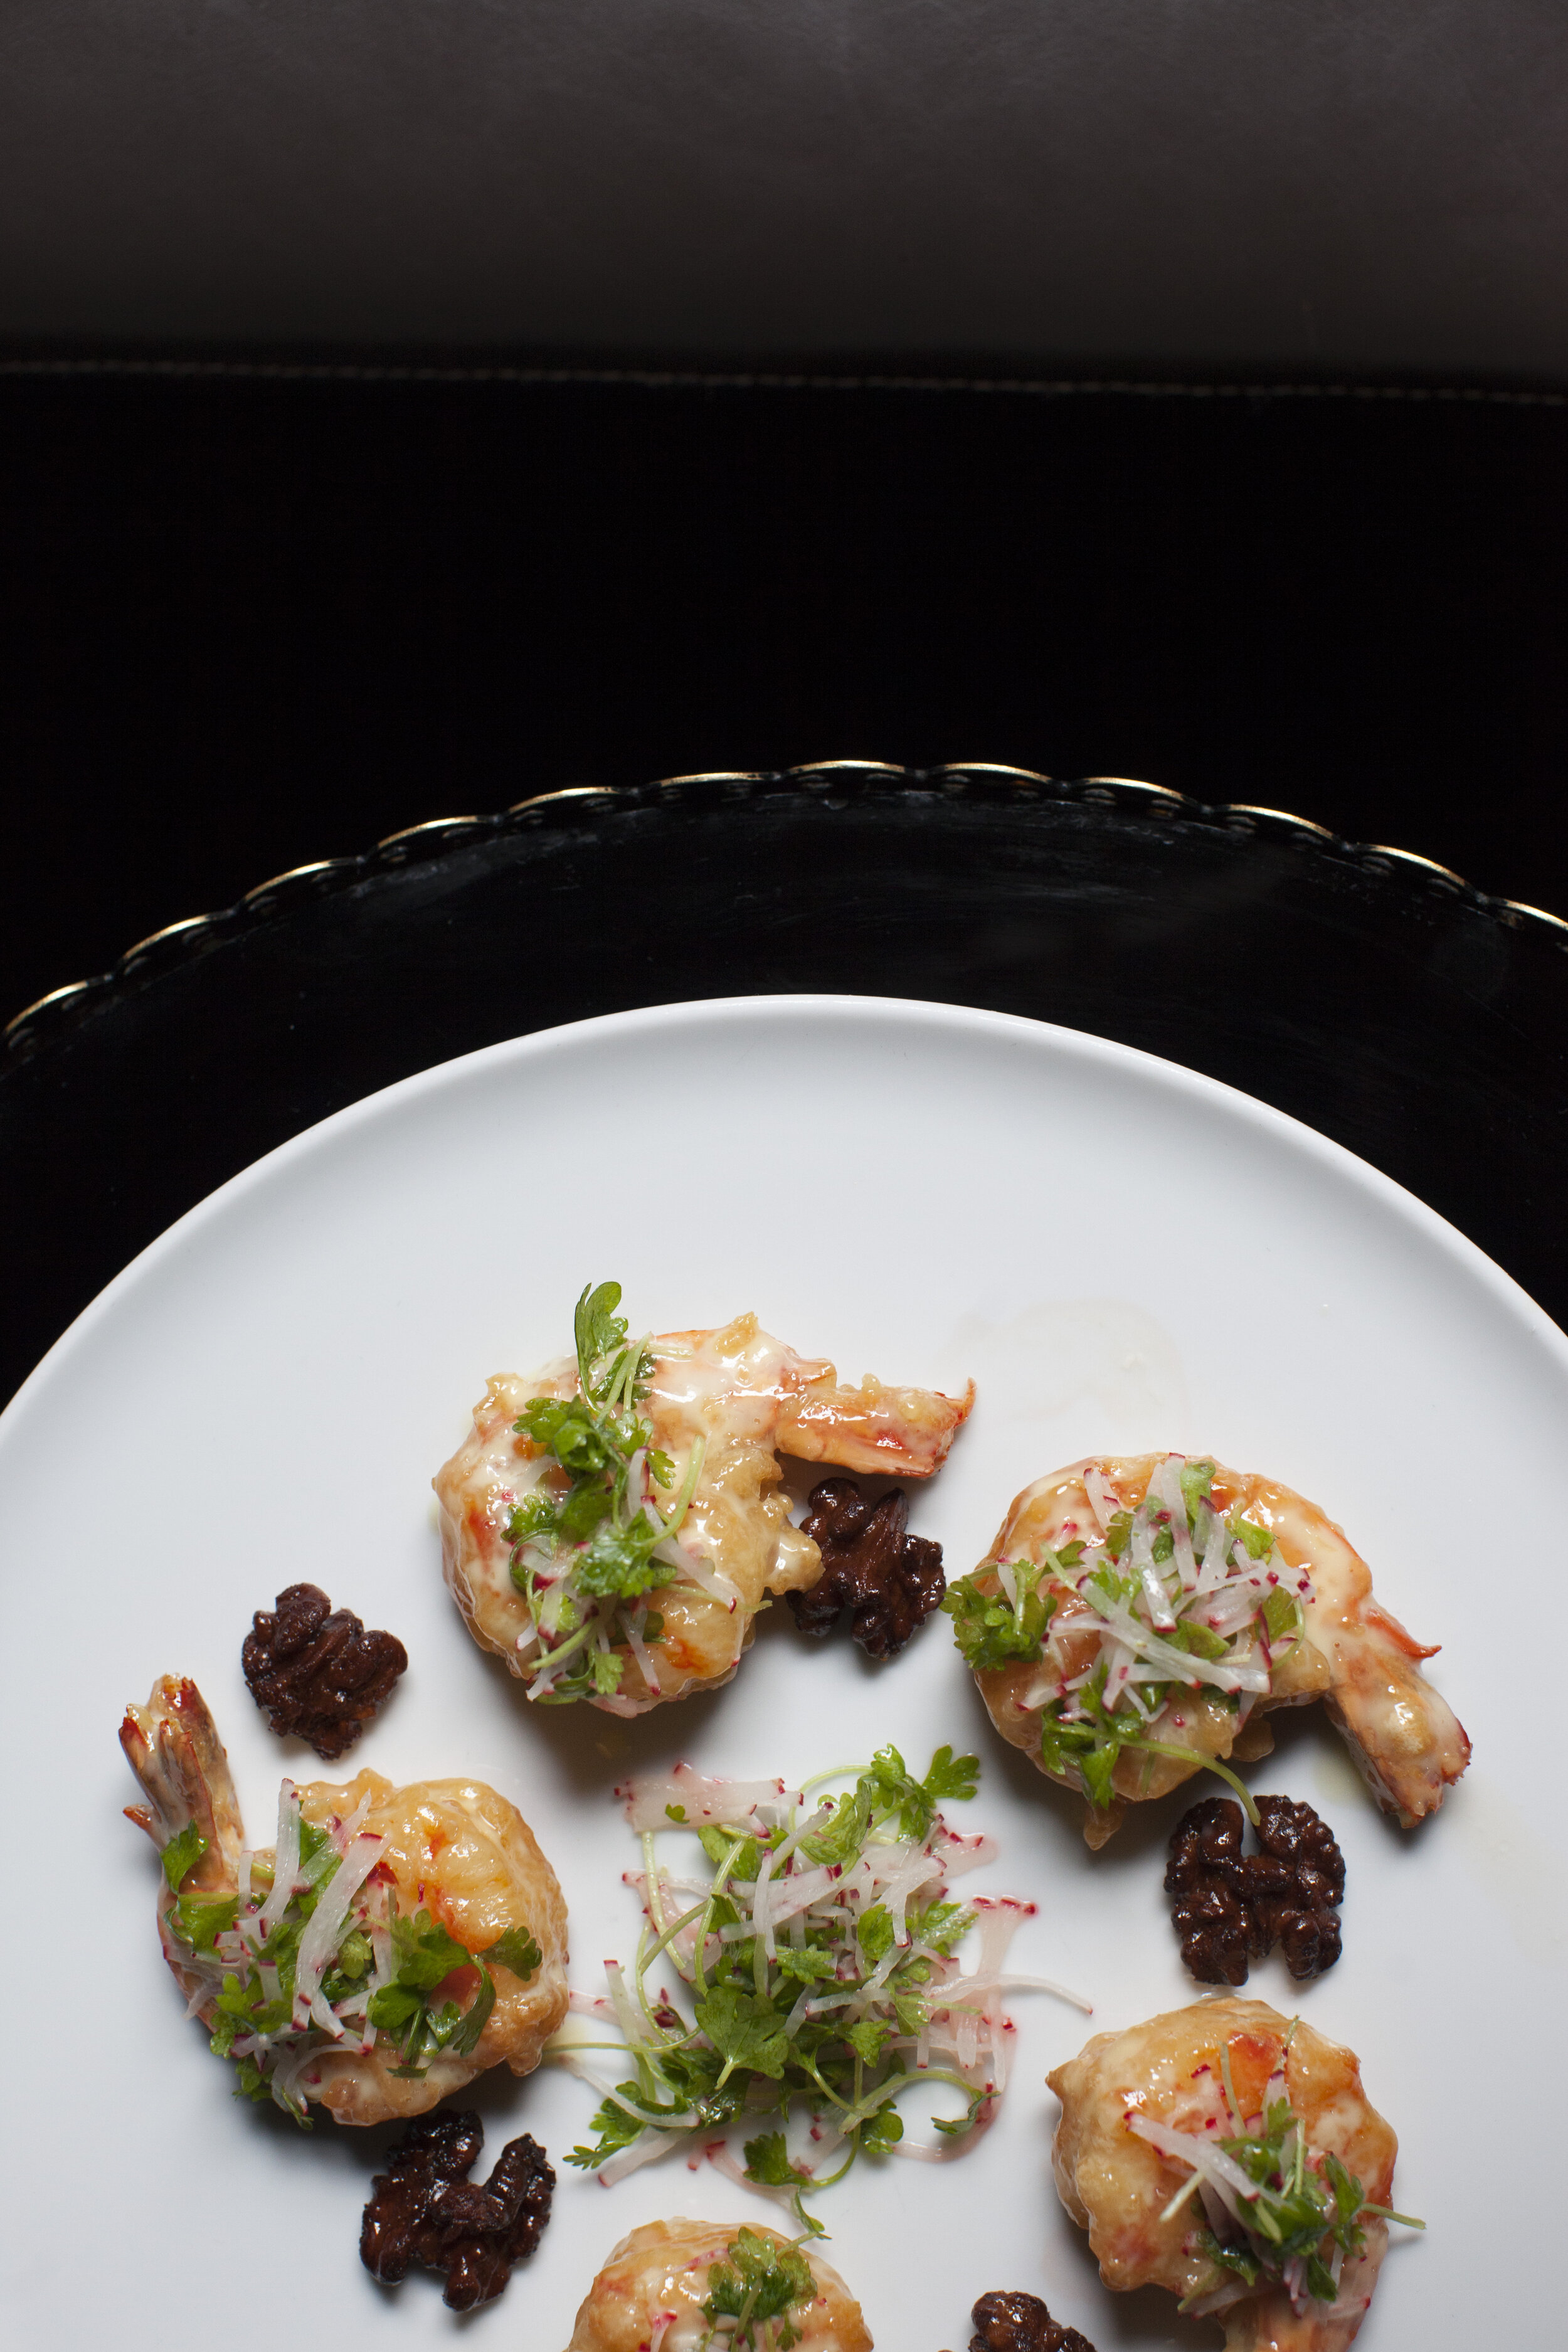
[3,997,1564,2350]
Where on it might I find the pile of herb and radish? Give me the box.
[553,1745,1089,2231]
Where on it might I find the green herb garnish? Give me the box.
[948,1458,1311,1825]
[1164,2072,1424,2312]
[554,1747,1081,2230]
[159,1781,540,2124]
[506,1281,706,1705]
[701,2227,817,2350]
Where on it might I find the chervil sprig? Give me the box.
[700,2227,817,2350]
[552,1749,1087,2228]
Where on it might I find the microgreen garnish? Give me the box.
[162,1783,540,2122]
[1130,2047,1424,2319]
[553,1749,1086,2228]
[700,2227,817,2350]
[505,1281,712,1705]
[945,1457,1312,1821]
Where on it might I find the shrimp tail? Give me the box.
[120,1675,245,1887]
[776,1375,976,1477]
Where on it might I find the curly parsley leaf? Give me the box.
[386,1907,470,1991]
[799,1786,871,1867]
[366,1907,484,2069]
[575,1279,630,1389]
[574,1517,670,1601]
[858,2100,905,2152]
[566,2086,657,2169]
[864,1742,979,1841]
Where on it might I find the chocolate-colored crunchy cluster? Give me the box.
[1165,1794,1345,1984]
[786,1477,946,1658]
[969,2289,1098,2352]
[241,1581,407,1760]
[360,2112,554,2309]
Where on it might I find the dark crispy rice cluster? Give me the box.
[242,1581,407,1759]
[1166,1794,1345,1984]
[787,1476,947,1657]
[969,2289,1098,2351]
[360,2112,554,2309]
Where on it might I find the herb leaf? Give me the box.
[161,1821,208,1891]
[480,1926,543,1983]
[703,2228,816,2352]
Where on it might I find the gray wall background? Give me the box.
[3,2,1565,377]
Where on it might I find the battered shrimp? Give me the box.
[958,1454,1467,1843]
[1049,2000,1406,2350]
[564,2218,873,2352]
[437,1306,973,1712]
[120,1675,568,2124]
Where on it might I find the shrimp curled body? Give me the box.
[1050,2000,1400,2351]
[120,1675,568,2125]
[436,1311,973,1712]
[970,1454,1468,1843]
[564,2218,873,2352]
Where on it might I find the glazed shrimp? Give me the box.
[436,1305,973,1712]
[120,1676,568,2125]
[1049,2000,1407,2351]
[564,2218,874,2352]
[953,1454,1467,1843]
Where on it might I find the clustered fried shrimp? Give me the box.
[118,1271,1465,2348]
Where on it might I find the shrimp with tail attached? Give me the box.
[948,1453,1468,1845]
[436,1286,973,1713]
[120,1675,568,2125]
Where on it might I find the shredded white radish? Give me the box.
[1126,2111,1257,2211]
[623,1766,792,1833]
[257,1782,302,1938]
[1083,1467,1118,1530]
[293,1826,384,2032]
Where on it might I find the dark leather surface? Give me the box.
[4,773,1565,1411]
[3,3,1567,378]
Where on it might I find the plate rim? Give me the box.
[6,990,1565,1453]
[6,763,1565,1059]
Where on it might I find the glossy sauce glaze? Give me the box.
[970,1454,1468,1843]
[564,2218,873,2352]
[120,1676,568,2125]
[1050,2000,1399,2352]
[435,1311,973,1712]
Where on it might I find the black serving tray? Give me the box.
[4,763,1566,1409]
